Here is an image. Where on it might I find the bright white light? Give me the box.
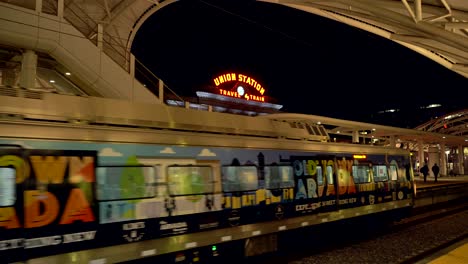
[65,72,71,76]
[237,86,245,96]
[49,80,55,83]
[426,104,441,109]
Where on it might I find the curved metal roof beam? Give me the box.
[76,0,467,77]
[415,109,468,137]
[261,0,468,77]
[126,0,179,57]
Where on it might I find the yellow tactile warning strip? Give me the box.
[429,240,468,264]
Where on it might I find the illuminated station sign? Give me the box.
[175,71,283,115]
[213,73,266,102]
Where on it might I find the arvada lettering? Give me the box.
[0,154,95,230]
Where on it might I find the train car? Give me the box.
[0,92,415,263]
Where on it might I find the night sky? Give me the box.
[131,0,467,127]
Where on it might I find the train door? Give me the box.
[319,157,339,213]
[262,164,295,220]
[195,159,224,230]
[95,164,160,245]
[387,156,414,202]
[137,158,223,236]
[0,145,26,263]
[334,155,361,210]
[221,164,260,226]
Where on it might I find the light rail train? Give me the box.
[0,91,415,263]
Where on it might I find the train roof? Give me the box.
[0,87,465,151]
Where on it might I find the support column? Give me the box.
[19,50,37,89]
[389,136,396,148]
[440,143,447,176]
[58,0,64,18]
[129,54,135,101]
[352,131,359,144]
[36,0,42,13]
[458,145,465,175]
[418,140,425,172]
[428,146,439,178]
[414,0,422,21]
[158,79,164,104]
[97,24,104,50]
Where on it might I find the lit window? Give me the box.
[0,167,16,206]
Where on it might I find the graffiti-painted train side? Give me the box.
[0,141,414,262]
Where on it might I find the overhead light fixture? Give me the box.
[49,80,55,83]
[426,104,441,109]
[65,72,71,76]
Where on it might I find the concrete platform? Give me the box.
[418,238,468,264]
[414,174,468,188]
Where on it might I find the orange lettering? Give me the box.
[336,158,357,195]
[0,207,21,229]
[69,156,95,183]
[60,188,95,224]
[24,190,59,228]
[30,156,67,184]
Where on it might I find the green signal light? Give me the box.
[212,245,217,251]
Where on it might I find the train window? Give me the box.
[221,166,258,192]
[352,165,371,184]
[96,166,156,200]
[389,165,398,181]
[167,166,214,196]
[326,165,334,184]
[264,165,294,189]
[317,166,323,185]
[0,167,15,206]
[373,165,389,182]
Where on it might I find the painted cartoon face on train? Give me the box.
[0,152,96,229]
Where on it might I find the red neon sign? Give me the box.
[213,73,266,102]
[213,73,265,95]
